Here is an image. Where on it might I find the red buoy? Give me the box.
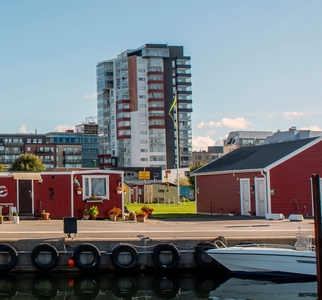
[67,258,74,266]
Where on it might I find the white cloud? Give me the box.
[221,117,251,129]
[196,121,207,129]
[84,93,97,99]
[54,125,74,132]
[300,125,322,131]
[209,121,222,127]
[192,136,216,151]
[19,125,29,133]
[196,117,250,130]
[283,111,305,120]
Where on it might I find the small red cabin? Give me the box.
[0,170,125,219]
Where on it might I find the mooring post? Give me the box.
[312,174,322,296]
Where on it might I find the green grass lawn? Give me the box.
[125,201,210,219]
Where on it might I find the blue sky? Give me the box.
[1,0,321,151]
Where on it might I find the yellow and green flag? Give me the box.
[168,95,177,126]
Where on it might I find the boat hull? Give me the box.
[207,247,316,277]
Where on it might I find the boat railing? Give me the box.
[214,239,227,249]
[295,233,315,252]
[234,243,295,250]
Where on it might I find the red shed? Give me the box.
[192,137,322,218]
[0,169,125,219]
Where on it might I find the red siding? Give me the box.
[71,172,124,219]
[270,140,322,216]
[35,174,72,218]
[196,172,263,215]
[0,177,17,215]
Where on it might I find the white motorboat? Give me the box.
[206,232,316,277]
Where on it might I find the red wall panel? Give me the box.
[196,172,263,215]
[270,141,322,216]
[35,174,72,218]
[0,177,17,215]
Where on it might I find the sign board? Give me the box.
[139,171,150,180]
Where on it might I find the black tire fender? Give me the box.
[111,244,139,270]
[73,243,101,271]
[152,243,180,269]
[31,243,59,271]
[0,243,18,272]
[194,242,219,268]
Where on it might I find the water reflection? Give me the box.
[210,275,318,300]
[0,271,317,299]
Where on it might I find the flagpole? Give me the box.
[175,89,180,204]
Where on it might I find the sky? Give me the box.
[1,0,321,151]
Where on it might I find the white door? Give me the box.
[240,179,251,215]
[255,178,266,216]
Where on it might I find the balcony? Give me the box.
[147,70,163,75]
[41,159,54,164]
[63,159,82,164]
[3,142,24,146]
[4,151,22,155]
[63,150,82,156]
[35,150,54,154]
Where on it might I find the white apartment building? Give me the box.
[96,44,192,170]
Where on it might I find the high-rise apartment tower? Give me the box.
[97,44,192,170]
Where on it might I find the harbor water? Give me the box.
[0,271,318,299]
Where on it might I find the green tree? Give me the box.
[0,164,5,172]
[179,177,190,187]
[188,162,204,190]
[9,154,46,171]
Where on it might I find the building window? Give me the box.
[83,175,109,199]
[140,149,148,152]
[141,158,148,161]
[139,86,146,90]
[139,95,146,99]
[139,78,146,81]
[140,140,147,144]
[158,189,165,193]
[138,69,145,72]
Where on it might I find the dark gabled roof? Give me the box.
[192,137,320,175]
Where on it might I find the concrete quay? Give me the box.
[0,216,315,272]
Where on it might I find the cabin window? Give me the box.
[83,175,109,200]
